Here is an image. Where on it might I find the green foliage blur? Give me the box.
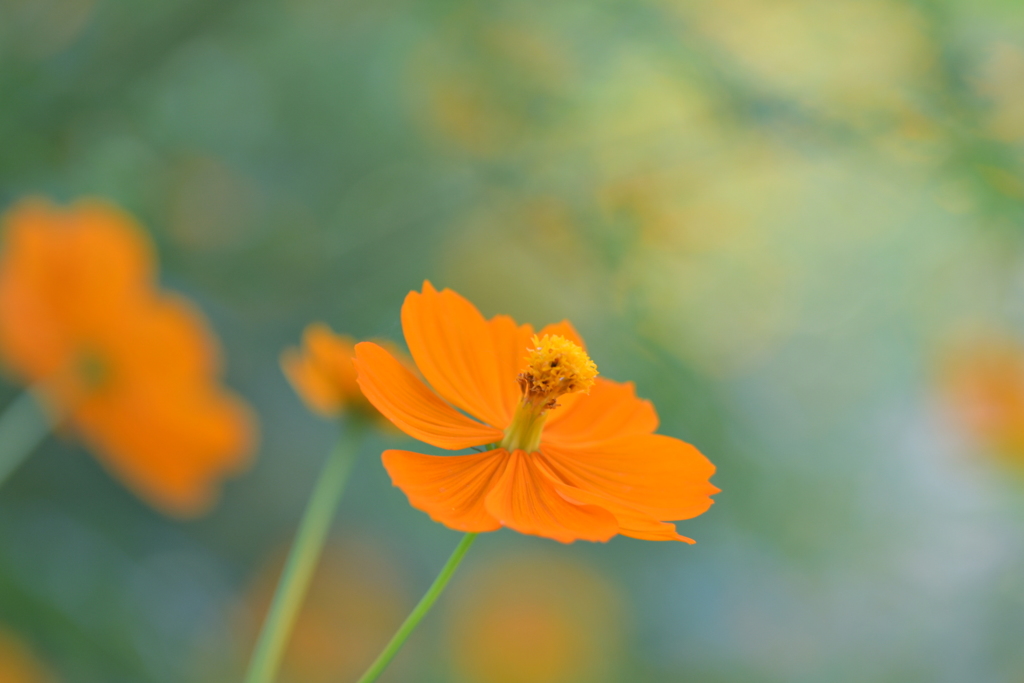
[4,0,1024,681]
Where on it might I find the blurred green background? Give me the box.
[4,0,1024,681]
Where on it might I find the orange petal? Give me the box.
[64,290,258,516]
[354,341,502,449]
[77,384,256,517]
[304,324,360,395]
[0,198,156,384]
[550,479,695,543]
[382,449,509,532]
[484,450,619,543]
[281,346,343,415]
[69,199,156,306]
[401,282,526,428]
[0,220,68,381]
[489,313,536,419]
[109,293,220,381]
[543,378,658,448]
[280,324,360,416]
[540,435,718,522]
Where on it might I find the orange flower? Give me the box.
[0,197,256,516]
[942,337,1024,460]
[281,324,405,425]
[353,282,718,543]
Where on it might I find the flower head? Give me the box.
[281,323,405,426]
[353,282,718,543]
[0,197,257,516]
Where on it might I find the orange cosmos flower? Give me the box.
[281,323,405,425]
[0,197,256,516]
[353,282,718,543]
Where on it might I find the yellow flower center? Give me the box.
[501,335,598,453]
[520,335,598,407]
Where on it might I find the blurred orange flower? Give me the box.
[0,626,57,683]
[447,554,624,683]
[0,197,256,516]
[241,540,410,683]
[943,337,1024,460]
[281,323,407,425]
[353,282,718,544]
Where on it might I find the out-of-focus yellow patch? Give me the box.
[238,538,412,683]
[975,42,1024,143]
[408,17,574,157]
[680,0,935,122]
[0,626,56,683]
[167,155,263,252]
[446,553,626,683]
[941,333,1024,465]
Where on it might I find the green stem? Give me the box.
[0,390,52,489]
[243,421,365,683]
[354,532,478,683]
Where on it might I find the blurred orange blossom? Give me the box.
[353,282,718,543]
[0,197,256,516]
[281,323,407,426]
[942,337,1024,461]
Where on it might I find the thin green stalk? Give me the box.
[0,390,52,489]
[244,420,365,683]
[355,532,478,683]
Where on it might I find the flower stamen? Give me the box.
[502,335,598,453]
[517,335,598,410]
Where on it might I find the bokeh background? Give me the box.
[4,0,1024,681]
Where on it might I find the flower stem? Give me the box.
[0,390,52,489]
[243,420,365,683]
[354,532,478,683]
